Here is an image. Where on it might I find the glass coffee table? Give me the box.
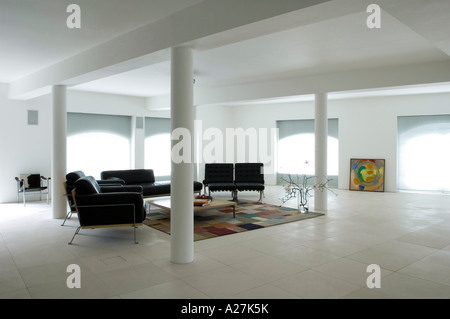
[146,198,237,218]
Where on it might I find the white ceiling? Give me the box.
[2,0,450,101]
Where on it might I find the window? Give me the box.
[398,115,450,192]
[145,117,171,178]
[67,113,131,179]
[277,119,338,186]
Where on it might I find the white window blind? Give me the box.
[398,115,450,192]
[67,113,132,178]
[277,118,338,186]
[144,117,171,178]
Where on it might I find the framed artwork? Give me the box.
[349,159,385,192]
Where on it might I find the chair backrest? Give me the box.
[27,174,41,188]
[66,171,86,185]
[101,169,155,184]
[234,163,264,183]
[18,174,41,189]
[74,176,102,194]
[204,163,234,183]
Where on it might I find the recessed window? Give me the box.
[67,132,130,178]
[67,113,132,178]
[277,119,339,186]
[145,117,171,178]
[398,115,450,192]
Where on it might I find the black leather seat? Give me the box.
[234,163,265,202]
[203,163,237,200]
[68,176,146,244]
[62,170,124,226]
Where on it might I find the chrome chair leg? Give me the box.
[68,226,81,245]
[61,211,73,226]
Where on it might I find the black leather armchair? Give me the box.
[234,163,265,202]
[68,176,146,245]
[62,170,124,226]
[203,163,237,200]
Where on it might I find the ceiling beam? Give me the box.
[9,0,331,100]
[193,60,450,106]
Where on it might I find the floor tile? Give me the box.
[120,280,209,299]
[312,257,392,287]
[270,244,339,268]
[230,284,299,299]
[272,269,360,299]
[398,250,450,286]
[347,239,437,271]
[375,272,450,299]
[182,266,266,298]
[231,255,306,283]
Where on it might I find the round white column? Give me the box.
[314,92,328,212]
[52,85,67,219]
[170,46,194,264]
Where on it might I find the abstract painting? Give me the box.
[349,159,385,192]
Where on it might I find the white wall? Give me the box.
[224,92,450,191]
[0,84,52,203]
[194,104,234,182]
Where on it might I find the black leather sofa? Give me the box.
[69,175,146,244]
[100,169,202,197]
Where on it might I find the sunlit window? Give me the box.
[67,132,130,179]
[278,133,339,175]
[145,133,171,176]
[398,127,450,192]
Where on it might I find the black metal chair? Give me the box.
[234,163,265,202]
[203,163,237,201]
[15,174,50,206]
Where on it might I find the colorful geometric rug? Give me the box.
[144,200,324,241]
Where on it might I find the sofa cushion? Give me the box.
[208,182,237,192]
[101,169,155,184]
[235,182,265,191]
[234,163,265,184]
[74,176,102,195]
[204,163,234,183]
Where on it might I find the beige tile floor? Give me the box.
[1,186,450,299]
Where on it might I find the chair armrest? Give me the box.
[75,192,143,206]
[15,177,24,190]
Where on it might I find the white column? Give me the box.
[170,46,194,264]
[52,85,67,219]
[314,92,328,212]
[131,116,145,169]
